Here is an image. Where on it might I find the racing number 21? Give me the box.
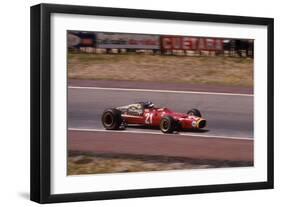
[145,113,153,124]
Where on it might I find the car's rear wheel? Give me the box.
[160,116,176,133]
[187,108,202,117]
[101,108,122,130]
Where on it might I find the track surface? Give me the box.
[68,80,253,139]
[68,130,253,162]
[67,80,254,165]
[69,79,254,94]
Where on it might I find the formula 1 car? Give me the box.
[101,101,207,133]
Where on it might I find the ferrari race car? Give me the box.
[101,101,207,133]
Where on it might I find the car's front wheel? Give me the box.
[160,116,176,133]
[101,108,122,130]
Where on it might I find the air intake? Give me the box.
[198,120,207,128]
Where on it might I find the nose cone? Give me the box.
[197,119,207,128]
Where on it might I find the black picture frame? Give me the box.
[30,3,274,204]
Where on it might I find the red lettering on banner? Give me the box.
[198,38,205,50]
[172,37,181,49]
[182,37,191,50]
[206,39,214,49]
[128,39,137,45]
[81,38,93,46]
[162,37,172,49]
[161,36,223,51]
[215,39,223,50]
[189,38,198,50]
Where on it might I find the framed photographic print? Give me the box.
[30,3,274,203]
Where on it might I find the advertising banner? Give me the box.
[67,32,96,48]
[96,33,160,49]
[161,36,224,51]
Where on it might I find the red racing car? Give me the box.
[101,101,207,133]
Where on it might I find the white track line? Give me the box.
[68,86,253,97]
[68,128,253,141]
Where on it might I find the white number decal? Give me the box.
[145,113,153,124]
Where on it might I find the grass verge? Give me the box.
[68,53,253,87]
[68,153,253,175]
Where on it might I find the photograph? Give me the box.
[30,3,273,203]
[67,31,254,175]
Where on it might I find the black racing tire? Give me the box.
[160,116,176,133]
[187,108,202,117]
[101,108,122,130]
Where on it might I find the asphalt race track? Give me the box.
[68,81,253,139]
[68,130,253,162]
[67,80,254,163]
